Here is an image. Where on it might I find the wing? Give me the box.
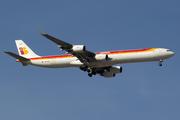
[39,30,72,49]
[39,30,95,63]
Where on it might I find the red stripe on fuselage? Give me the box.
[29,48,156,61]
[29,54,73,61]
[96,48,153,54]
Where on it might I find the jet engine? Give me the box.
[107,66,122,74]
[95,54,108,61]
[101,71,115,78]
[71,45,86,53]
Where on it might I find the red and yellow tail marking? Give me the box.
[19,47,28,55]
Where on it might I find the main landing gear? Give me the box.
[158,59,163,66]
[79,66,96,77]
[88,73,92,77]
[79,66,88,71]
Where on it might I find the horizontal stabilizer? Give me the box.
[4,52,29,61]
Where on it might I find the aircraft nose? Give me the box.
[169,51,175,57]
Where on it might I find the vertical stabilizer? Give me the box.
[15,40,40,58]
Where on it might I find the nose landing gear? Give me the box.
[158,59,163,66]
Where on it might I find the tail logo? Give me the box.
[19,47,28,55]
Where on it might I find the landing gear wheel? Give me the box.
[158,63,162,66]
[88,73,92,77]
[158,59,163,66]
[159,59,163,62]
[92,71,96,75]
[79,66,83,70]
[79,66,88,71]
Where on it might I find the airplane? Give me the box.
[4,30,175,78]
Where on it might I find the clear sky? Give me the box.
[1,0,180,120]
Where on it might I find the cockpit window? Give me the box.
[167,50,172,52]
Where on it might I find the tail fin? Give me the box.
[15,40,40,58]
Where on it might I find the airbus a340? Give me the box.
[5,30,175,78]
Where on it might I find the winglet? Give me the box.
[39,30,46,35]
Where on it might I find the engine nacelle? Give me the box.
[101,71,115,78]
[95,54,108,61]
[72,45,86,53]
[108,66,122,74]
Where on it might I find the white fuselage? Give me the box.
[22,48,175,68]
